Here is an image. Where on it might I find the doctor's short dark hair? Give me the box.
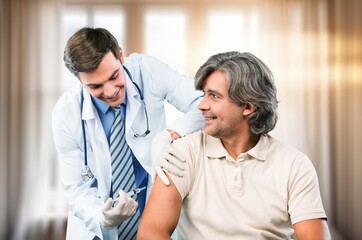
[63,27,121,78]
[195,51,279,135]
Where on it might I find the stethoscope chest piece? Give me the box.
[81,165,94,181]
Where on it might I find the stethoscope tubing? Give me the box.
[80,65,149,181]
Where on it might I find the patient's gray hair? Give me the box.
[195,51,278,135]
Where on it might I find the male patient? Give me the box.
[137,51,331,239]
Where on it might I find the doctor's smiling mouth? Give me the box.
[103,86,123,102]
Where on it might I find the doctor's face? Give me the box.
[79,51,127,107]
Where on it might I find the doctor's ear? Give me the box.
[243,103,256,117]
[119,48,124,64]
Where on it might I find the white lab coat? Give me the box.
[52,54,204,239]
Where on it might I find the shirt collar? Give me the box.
[205,133,269,162]
[205,134,229,159]
[91,93,128,114]
[247,134,268,161]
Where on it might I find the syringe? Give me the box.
[113,186,146,202]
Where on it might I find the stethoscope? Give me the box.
[80,65,150,181]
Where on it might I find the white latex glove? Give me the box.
[151,130,185,185]
[99,190,138,229]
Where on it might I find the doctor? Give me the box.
[52,27,204,240]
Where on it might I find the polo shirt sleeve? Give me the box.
[168,132,201,199]
[287,153,327,224]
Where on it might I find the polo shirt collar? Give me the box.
[205,133,269,161]
[205,134,228,159]
[247,134,268,161]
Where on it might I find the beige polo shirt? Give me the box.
[170,131,327,240]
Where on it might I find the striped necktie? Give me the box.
[110,106,140,240]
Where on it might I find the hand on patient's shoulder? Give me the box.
[152,130,186,186]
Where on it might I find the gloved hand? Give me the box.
[99,190,138,229]
[151,130,185,185]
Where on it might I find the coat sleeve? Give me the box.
[51,87,105,239]
[136,54,205,136]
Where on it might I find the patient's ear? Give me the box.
[243,103,256,117]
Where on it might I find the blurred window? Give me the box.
[144,7,187,124]
[144,8,187,73]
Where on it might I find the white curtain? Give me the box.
[16,0,68,237]
[0,0,65,239]
[0,0,10,238]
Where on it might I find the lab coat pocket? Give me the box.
[67,214,97,240]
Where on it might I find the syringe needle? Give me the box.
[113,186,147,202]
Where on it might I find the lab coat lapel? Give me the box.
[125,78,142,137]
[81,87,104,138]
[81,87,97,120]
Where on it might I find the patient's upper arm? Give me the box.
[137,174,183,240]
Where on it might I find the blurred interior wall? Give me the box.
[0,0,361,239]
